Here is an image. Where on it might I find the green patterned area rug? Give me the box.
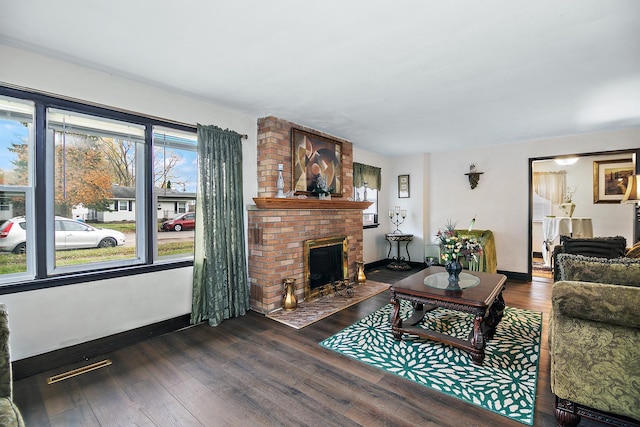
[320,301,542,425]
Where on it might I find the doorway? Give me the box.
[529,149,639,281]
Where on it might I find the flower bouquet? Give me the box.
[436,220,483,281]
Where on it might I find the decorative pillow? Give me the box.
[560,235,627,259]
[556,253,640,287]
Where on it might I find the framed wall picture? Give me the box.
[291,128,343,197]
[398,174,410,198]
[593,158,635,203]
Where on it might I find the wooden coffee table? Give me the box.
[389,266,506,365]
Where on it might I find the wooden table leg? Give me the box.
[390,296,403,340]
[484,291,505,339]
[469,314,486,365]
[468,290,506,364]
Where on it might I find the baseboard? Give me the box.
[365,259,425,270]
[12,314,191,380]
[364,259,391,269]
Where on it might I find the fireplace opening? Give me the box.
[303,236,348,301]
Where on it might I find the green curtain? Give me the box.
[353,162,382,190]
[191,124,249,326]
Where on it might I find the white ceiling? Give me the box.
[1,0,639,156]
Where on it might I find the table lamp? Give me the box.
[622,175,640,205]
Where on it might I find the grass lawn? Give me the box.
[0,241,194,274]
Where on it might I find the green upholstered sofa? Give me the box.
[551,236,628,281]
[550,254,640,426]
[0,305,24,427]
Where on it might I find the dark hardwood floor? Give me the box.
[13,267,602,426]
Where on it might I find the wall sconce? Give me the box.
[464,164,484,189]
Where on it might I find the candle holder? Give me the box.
[388,206,407,233]
[275,164,285,198]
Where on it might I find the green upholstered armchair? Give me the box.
[454,229,497,274]
[0,305,24,427]
[550,254,640,426]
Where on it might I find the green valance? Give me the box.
[353,162,382,190]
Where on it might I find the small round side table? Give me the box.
[385,233,413,271]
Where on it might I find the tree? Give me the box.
[5,142,29,216]
[7,142,29,186]
[98,137,183,189]
[54,134,113,217]
[98,138,136,186]
[153,146,181,189]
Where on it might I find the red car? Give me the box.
[161,212,195,231]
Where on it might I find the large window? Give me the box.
[354,185,378,225]
[48,109,145,273]
[353,162,381,227]
[153,127,198,260]
[0,87,198,288]
[0,96,34,282]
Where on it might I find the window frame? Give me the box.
[532,192,552,222]
[353,185,380,229]
[0,84,197,294]
[44,108,148,275]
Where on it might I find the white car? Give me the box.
[0,216,126,254]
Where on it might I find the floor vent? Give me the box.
[47,359,112,384]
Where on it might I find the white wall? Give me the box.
[352,148,431,265]
[1,269,193,358]
[0,44,258,360]
[356,125,639,275]
[429,129,639,274]
[387,154,430,263]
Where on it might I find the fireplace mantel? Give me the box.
[252,197,372,210]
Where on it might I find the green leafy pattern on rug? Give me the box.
[320,301,542,425]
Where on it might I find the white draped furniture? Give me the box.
[541,217,593,267]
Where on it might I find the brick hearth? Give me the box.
[248,116,366,314]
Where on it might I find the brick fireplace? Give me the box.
[248,116,369,314]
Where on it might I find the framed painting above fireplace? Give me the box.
[291,128,343,197]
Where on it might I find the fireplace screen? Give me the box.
[303,236,348,300]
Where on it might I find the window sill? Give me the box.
[0,260,193,295]
[363,223,380,229]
